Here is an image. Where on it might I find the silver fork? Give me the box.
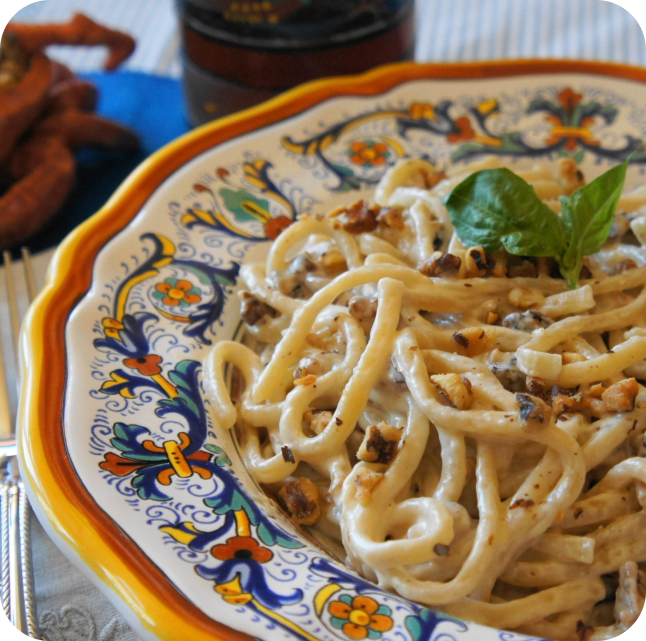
[0,248,41,638]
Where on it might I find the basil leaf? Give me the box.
[443,168,567,256]
[558,159,629,288]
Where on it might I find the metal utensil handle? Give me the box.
[0,480,9,618]
[8,479,27,633]
[18,479,39,638]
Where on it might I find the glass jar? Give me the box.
[177,0,416,125]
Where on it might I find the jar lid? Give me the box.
[180,0,414,51]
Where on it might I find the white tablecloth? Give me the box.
[13,0,646,74]
[7,1,646,639]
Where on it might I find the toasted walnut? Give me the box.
[418,251,462,277]
[294,356,323,380]
[451,327,493,357]
[488,252,507,278]
[516,393,552,429]
[304,409,333,435]
[279,478,321,525]
[602,378,639,412]
[305,333,325,349]
[551,386,588,417]
[319,247,347,277]
[294,374,317,386]
[608,259,638,277]
[239,292,277,326]
[588,383,606,398]
[464,246,489,278]
[357,422,402,464]
[338,200,379,234]
[526,377,548,400]
[354,469,384,506]
[508,287,545,310]
[430,373,473,410]
[558,158,586,195]
[349,295,378,334]
[376,206,405,230]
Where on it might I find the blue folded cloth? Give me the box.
[25,71,190,254]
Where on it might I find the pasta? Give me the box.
[205,156,646,640]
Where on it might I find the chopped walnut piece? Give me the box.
[305,333,325,349]
[488,252,507,278]
[508,287,545,310]
[526,377,548,400]
[516,393,552,429]
[376,206,405,230]
[348,295,378,334]
[464,246,489,278]
[551,386,586,417]
[304,409,333,435]
[294,356,323,379]
[451,327,493,357]
[430,373,473,410]
[338,200,379,234]
[239,292,277,326]
[354,469,384,506]
[588,383,606,398]
[602,378,639,412]
[486,311,498,325]
[357,422,402,464]
[319,247,347,277]
[608,259,638,276]
[279,478,321,525]
[418,252,462,277]
[294,374,317,386]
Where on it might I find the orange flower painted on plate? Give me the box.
[329,594,393,639]
[211,536,273,563]
[348,140,390,167]
[265,215,292,240]
[153,278,202,308]
[447,116,476,143]
[558,88,583,114]
[123,354,163,376]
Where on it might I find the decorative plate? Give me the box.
[20,60,646,641]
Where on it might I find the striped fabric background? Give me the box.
[11,0,646,77]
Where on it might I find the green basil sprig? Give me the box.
[442,160,629,289]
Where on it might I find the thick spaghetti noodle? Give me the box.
[205,157,646,640]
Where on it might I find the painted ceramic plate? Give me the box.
[20,60,646,641]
